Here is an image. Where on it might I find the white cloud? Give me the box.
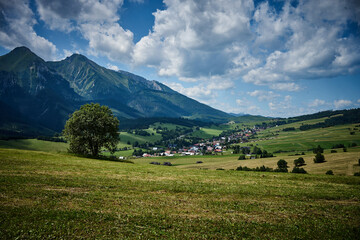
[132,0,257,79]
[107,64,119,71]
[4,0,359,97]
[268,95,293,113]
[236,99,247,107]
[334,99,352,109]
[308,99,326,107]
[0,0,57,60]
[167,82,214,105]
[166,76,234,106]
[243,0,360,87]
[247,90,280,101]
[270,83,300,92]
[357,99,360,103]
[284,95,292,102]
[35,0,133,62]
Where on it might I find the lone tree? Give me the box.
[294,157,305,167]
[276,159,288,172]
[63,103,120,157]
[313,152,325,163]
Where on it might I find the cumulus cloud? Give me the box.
[0,0,57,60]
[268,95,293,115]
[243,0,360,87]
[247,90,280,101]
[308,99,326,107]
[333,99,352,109]
[35,0,133,62]
[233,98,260,115]
[132,0,257,79]
[107,64,120,71]
[167,77,234,105]
[131,0,360,91]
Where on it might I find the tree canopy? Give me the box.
[63,103,119,157]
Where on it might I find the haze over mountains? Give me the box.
[0,47,231,136]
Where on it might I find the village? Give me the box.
[126,124,266,159]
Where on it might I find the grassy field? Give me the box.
[0,148,359,239]
[119,131,162,145]
[134,148,360,175]
[191,126,224,139]
[249,123,360,153]
[0,139,69,152]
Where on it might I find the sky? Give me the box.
[0,0,359,117]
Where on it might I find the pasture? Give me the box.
[248,123,360,153]
[0,148,359,239]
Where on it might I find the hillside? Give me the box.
[0,47,231,137]
[0,148,359,239]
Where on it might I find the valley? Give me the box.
[0,47,359,239]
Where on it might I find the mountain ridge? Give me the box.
[0,46,232,136]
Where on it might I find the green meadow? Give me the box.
[0,148,359,239]
[1,117,360,239]
[247,123,360,153]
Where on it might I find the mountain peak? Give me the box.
[67,53,88,60]
[9,46,41,60]
[0,46,44,71]
[11,46,32,53]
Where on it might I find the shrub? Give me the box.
[150,162,161,165]
[351,142,357,147]
[326,170,334,175]
[196,161,203,164]
[343,147,347,152]
[354,172,360,176]
[331,150,337,153]
[313,145,324,154]
[236,166,251,171]
[216,168,225,170]
[236,165,272,172]
[163,162,172,166]
[294,157,305,167]
[274,168,288,173]
[358,159,360,166]
[291,167,307,174]
[260,150,274,158]
[276,159,288,172]
[332,143,345,149]
[314,152,325,163]
[238,154,246,160]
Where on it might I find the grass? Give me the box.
[134,148,360,175]
[0,139,68,152]
[191,127,224,139]
[249,123,360,153]
[0,148,359,239]
[119,131,162,145]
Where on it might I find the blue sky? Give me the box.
[0,0,359,117]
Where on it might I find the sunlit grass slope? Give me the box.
[134,148,360,175]
[252,123,360,153]
[0,148,359,239]
[0,139,68,152]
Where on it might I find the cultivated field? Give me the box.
[251,123,360,153]
[0,148,359,239]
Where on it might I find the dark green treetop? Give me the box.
[63,103,119,157]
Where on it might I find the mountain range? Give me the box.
[0,46,232,137]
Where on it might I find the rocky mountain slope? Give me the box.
[0,47,230,136]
